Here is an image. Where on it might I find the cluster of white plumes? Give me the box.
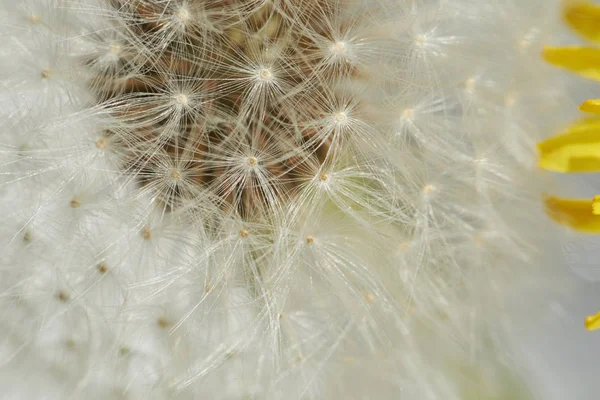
[0,0,578,399]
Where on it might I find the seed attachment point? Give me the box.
[258,68,273,82]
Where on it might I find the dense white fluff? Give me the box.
[0,1,578,399]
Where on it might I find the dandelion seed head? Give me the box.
[0,0,577,398]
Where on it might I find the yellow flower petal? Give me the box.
[564,1,600,44]
[585,311,600,331]
[580,98,600,113]
[542,46,600,81]
[544,195,600,233]
[594,195,600,215]
[537,117,600,172]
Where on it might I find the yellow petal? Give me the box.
[580,98,600,113]
[585,311,600,331]
[544,195,600,233]
[594,195,600,215]
[537,117,600,172]
[564,1,600,44]
[542,46,600,81]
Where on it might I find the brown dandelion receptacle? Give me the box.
[90,0,370,220]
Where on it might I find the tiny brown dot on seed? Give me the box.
[247,156,257,166]
[364,293,375,304]
[97,263,108,274]
[29,15,41,23]
[157,317,169,328]
[41,68,51,79]
[142,226,152,240]
[70,198,81,208]
[57,290,69,302]
[319,173,328,182]
[23,231,32,244]
[305,235,314,244]
[119,347,130,356]
[239,229,249,238]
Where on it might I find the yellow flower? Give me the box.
[539,0,600,330]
